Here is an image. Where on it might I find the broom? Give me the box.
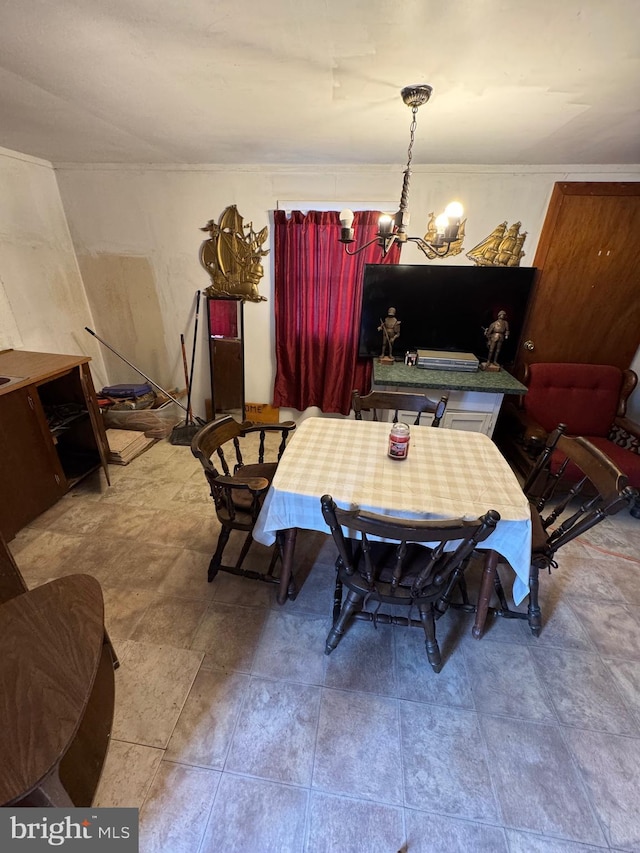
[85,320,206,446]
[169,290,202,445]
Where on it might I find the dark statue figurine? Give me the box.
[378,307,401,362]
[481,310,509,371]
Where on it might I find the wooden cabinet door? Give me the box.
[517,182,640,372]
[78,362,110,484]
[211,338,244,412]
[0,386,64,540]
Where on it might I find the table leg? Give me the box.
[277,528,298,605]
[472,549,499,640]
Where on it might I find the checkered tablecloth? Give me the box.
[254,417,532,604]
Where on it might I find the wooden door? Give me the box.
[516,182,640,373]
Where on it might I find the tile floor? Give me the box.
[8,437,640,853]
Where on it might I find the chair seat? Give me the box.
[228,462,278,511]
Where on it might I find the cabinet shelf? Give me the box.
[46,407,89,438]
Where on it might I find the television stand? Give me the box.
[372,360,527,437]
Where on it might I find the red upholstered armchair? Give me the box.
[496,363,640,511]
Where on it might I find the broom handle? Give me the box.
[85,326,189,415]
[185,290,200,426]
[180,333,192,423]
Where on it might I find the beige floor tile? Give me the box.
[9,529,85,583]
[201,775,308,852]
[102,541,184,591]
[91,503,159,541]
[313,688,403,805]
[400,701,500,822]
[225,677,321,786]
[139,761,220,853]
[191,602,268,672]
[112,640,203,748]
[156,547,218,599]
[165,668,250,768]
[101,585,157,639]
[131,595,209,648]
[93,739,163,808]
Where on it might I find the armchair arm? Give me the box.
[215,474,271,495]
[613,415,640,442]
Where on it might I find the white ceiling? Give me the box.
[1,0,639,166]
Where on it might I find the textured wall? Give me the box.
[0,146,107,387]
[55,163,640,419]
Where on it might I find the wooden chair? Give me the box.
[352,389,448,426]
[191,416,296,586]
[320,495,500,673]
[474,424,638,638]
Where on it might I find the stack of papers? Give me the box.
[416,350,479,372]
[106,429,155,465]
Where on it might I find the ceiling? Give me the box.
[1,0,639,166]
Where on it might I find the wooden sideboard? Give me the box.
[0,350,110,541]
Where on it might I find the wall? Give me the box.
[55,163,640,420]
[0,146,107,387]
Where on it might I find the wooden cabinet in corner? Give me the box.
[0,350,110,541]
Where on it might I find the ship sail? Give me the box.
[466,222,507,266]
[466,221,526,267]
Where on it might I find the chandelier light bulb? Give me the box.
[444,201,464,220]
[339,209,355,228]
[378,214,394,235]
[434,213,449,236]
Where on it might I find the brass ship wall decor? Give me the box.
[466,221,527,267]
[422,212,466,259]
[199,205,269,302]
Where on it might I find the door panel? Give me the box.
[517,182,640,372]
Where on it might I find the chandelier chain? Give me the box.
[406,106,418,171]
[399,106,418,214]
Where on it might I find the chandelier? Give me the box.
[338,84,464,258]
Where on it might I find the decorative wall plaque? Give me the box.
[199,205,269,302]
[466,221,527,267]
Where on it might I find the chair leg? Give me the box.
[208,527,231,581]
[332,574,344,624]
[325,588,363,654]
[472,550,499,639]
[435,563,472,619]
[493,571,510,611]
[527,566,542,637]
[235,531,254,572]
[418,602,442,673]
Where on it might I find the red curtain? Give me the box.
[272,210,400,415]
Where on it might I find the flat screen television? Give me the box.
[358,264,536,366]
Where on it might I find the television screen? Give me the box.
[358,264,536,365]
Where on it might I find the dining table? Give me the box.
[253,416,532,633]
